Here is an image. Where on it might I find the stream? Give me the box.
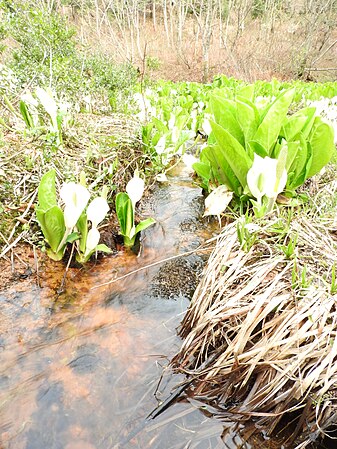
[0,163,327,449]
[0,162,232,449]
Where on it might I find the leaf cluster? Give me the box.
[193,86,335,211]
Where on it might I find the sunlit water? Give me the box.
[0,163,327,449]
[0,163,232,449]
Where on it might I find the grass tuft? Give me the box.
[172,178,337,447]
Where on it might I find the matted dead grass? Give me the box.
[172,212,337,448]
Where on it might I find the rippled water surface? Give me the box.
[0,164,234,449]
[1,163,326,449]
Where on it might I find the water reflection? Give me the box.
[0,163,230,449]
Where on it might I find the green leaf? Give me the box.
[122,235,136,248]
[237,84,255,101]
[135,217,156,234]
[76,211,88,253]
[46,248,64,261]
[236,97,259,144]
[210,95,244,146]
[66,232,80,244]
[37,169,58,211]
[200,144,241,195]
[205,144,241,194]
[95,244,113,253]
[152,117,169,134]
[275,145,288,192]
[281,107,316,141]
[306,117,335,179]
[37,205,65,253]
[20,100,34,128]
[78,243,113,263]
[285,140,301,172]
[247,140,269,159]
[286,135,309,190]
[115,192,133,237]
[252,88,295,155]
[210,121,252,189]
[193,161,211,191]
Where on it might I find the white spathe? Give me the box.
[155,135,167,155]
[182,153,198,171]
[126,172,145,208]
[87,196,109,227]
[155,173,168,183]
[86,226,100,253]
[247,154,287,206]
[35,87,58,128]
[201,115,212,136]
[203,185,233,217]
[60,182,90,229]
[21,91,39,108]
[168,116,175,130]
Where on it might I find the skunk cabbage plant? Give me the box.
[193,87,335,216]
[36,170,111,262]
[115,171,155,248]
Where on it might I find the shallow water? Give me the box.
[0,163,235,449]
[0,163,328,449]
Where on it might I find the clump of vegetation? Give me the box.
[36,169,111,262]
[193,87,335,217]
[0,0,138,110]
[115,171,155,249]
[1,1,337,447]
[171,203,337,447]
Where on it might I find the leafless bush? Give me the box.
[55,0,337,82]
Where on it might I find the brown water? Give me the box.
[0,163,241,449]
[0,160,328,449]
[1,162,329,449]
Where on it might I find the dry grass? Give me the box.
[171,209,337,448]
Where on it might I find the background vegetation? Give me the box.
[1,0,337,88]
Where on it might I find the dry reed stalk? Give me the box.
[172,216,337,448]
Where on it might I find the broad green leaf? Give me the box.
[252,88,295,155]
[202,145,241,194]
[236,97,260,144]
[306,117,335,179]
[210,95,244,146]
[76,211,88,253]
[43,206,65,252]
[286,135,309,189]
[66,232,80,243]
[193,161,211,180]
[35,208,49,243]
[192,161,211,190]
[152,117,169,134]
[210,121,252,189]
[247,141,269,159]
[95,244,113,253]
[283,140,300,172]
[237,84,255,101]
[275,145,288,193]
[115,192,133,237]
[46,248,64,261]
[300,108,317,140]
[135,218,156,234]
[38,169,58,211]
[281,107,316,141]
